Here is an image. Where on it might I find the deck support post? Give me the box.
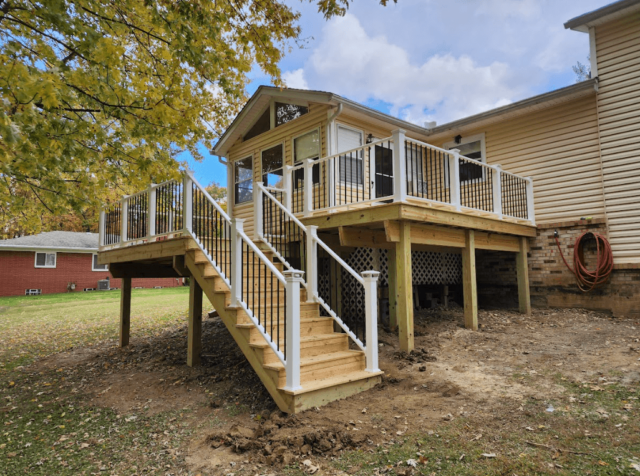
[283,269,304,392]
[187,277,203,367]
[462,229,478,330]
[517,236,532,315]
[392,129,407,202]
[387,247,397,329]
[120,277,132,347]
[230,218,245,308]
[306,226,318,303]
[362,271,380,372]
[395,221,414,352]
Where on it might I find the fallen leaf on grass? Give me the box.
[482,453,497,458]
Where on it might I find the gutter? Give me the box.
[0,246,98,253]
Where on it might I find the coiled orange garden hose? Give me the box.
[554,231,614,292]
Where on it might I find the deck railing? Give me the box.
[100,172,304,391]
[286,130,535,225]
[256,182,380,372]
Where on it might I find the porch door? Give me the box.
[374,143,394,198]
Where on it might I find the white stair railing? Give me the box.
[99,172,303,389]
[257,182,380,372]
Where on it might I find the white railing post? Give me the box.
[392,129,407,202]
[362,270,380,372]
[303,159,313,217]
[230,218,245,308]
[120,198,128,243]
[283,269,304,391]
[148,185,156,238]
[526,177,536,225]
[183,174,193,233]
[98,210,105,247]
[283,165,292,212]
[448,149,461,211]
[492,165,502,219]
[254,181,263,240]
[306,226,318,303]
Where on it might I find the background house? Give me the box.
[0,231,182,296]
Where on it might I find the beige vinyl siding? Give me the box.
[595,12,640,263]
[433,95,605,225]
[228,103,331,235]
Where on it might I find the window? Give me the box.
[293,129,321,186]
[92,254,108,271]
[261,144,284,188]
[25,289,42,296]
[35,252,56,268]
[337,125,364,185]
[444,134,486,183]
[276,102,308,127]
[243,107,270,141]
[234,156,253,204]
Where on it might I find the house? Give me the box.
[0,231,183,297]
[97,0,640,413]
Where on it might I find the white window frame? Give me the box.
[336,123,365,187]
[92,253,108,272]
[261,142,285,188]
[34,252,57,269]
[234,155,254,205]
[243,99,311,142]
[443,132,487,186]
[292,128,321,187]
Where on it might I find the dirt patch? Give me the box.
[32,306,640,474]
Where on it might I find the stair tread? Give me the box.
[264,350,363,372]
[236,317,330,329]
[280,369,383,395]
[248,332,346,349]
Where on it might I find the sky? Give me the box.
[183,0,605,186]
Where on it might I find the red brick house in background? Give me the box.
[0,231,182,296]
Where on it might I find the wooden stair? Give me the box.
[184,245,382,413]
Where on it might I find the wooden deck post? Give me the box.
[387,247,397,329]
[517,236,532,315]
[395,221,414,352]
[120,277,132,347]
[462,229,478,330]
[187,277,203,367]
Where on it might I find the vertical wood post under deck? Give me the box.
[517,236,532,315]
[187,277,203,367]
[120,277,132,347]
[462,230,478,330]
[395,221,414,352]
[387,247,397,329]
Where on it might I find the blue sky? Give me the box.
[183,0,604,186]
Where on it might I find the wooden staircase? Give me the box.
[184,244,383,413]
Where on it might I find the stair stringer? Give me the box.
[184,251,295,413]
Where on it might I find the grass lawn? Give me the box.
[0,288,197,371]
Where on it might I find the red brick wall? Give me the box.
[0,251,183,297]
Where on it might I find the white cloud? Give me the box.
[282,68,309,89]
[298,14,524,124]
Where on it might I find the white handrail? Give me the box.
[187,171,232,223]
[258,183,307,230]
[314,238,365,286]
[288,136,393,172]
[237,229,286,286]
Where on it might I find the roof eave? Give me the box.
[564,0,640,31]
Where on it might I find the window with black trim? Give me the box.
[293,129,320,186]
[262,144,284,188]
[92,254,108,271]
[445,134,486,183]
[234,157,253,204]
[276,102,308,127]
[35,252,56,268]
[337,125,364,185]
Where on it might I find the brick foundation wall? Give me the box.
[0,251,183,297]
[476,219,640,318]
